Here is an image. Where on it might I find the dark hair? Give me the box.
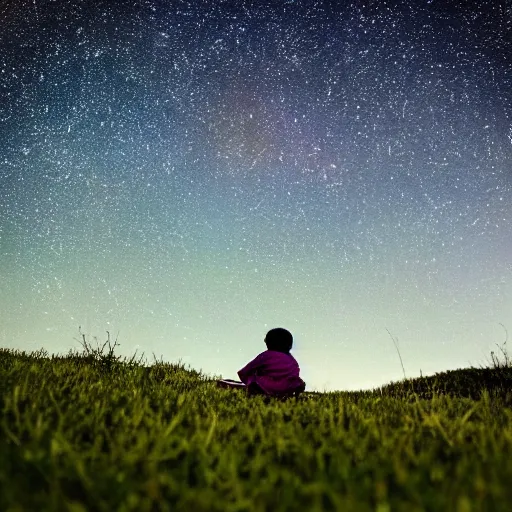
[264,328,293,353]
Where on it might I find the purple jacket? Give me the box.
[237,350,305,395]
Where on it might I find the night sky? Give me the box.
[1,0,511,391]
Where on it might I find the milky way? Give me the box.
[1,1,511,390]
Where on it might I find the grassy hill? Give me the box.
[1,344,511,511]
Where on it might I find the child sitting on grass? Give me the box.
[217,328,306,398]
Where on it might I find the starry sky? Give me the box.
[1,0,511,391]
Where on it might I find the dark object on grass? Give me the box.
[217,379,246,390]
[216,378,305,400]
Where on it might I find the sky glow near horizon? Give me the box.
[1,1,511,391]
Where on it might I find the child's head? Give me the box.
[264,328,293,353]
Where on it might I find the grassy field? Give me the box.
[1,339,511,512]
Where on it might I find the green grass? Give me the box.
[1,341,512,512]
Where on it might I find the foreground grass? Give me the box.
[1,348,512,511]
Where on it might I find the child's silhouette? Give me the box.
[217,328,306,398]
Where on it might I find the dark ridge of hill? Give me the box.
[368,366,512,402]
[0,347,210,389]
